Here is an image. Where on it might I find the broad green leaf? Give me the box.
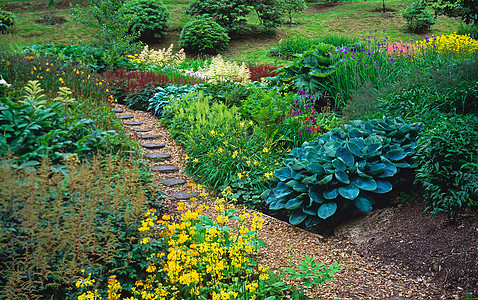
[332,157,347,172]
[323,188,338,200]
[336,146,355,167]
[269,198,288,210]
[385,148,407,161]
[335,171,350,184]
[309,187,325,204]
[285,198,303,210]
[352,177,377,191]
[338,185,360,200]
[305,216,321,227]
[274,182,294,199]
[374,180,392,193]
[302,174,317,185]
[289,207,307,225]
[316,174,333,185]
[317,202,337,219]
[274,167,291,181]
[353,196,373,212]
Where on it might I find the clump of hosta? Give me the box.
[129,44,186,68]
[263,117,423,227]
[199,55,251,84]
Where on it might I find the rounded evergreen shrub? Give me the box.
[179,16,230,55]
[124,0,170,41]
[0,8,15,34]
[402,0,436,33]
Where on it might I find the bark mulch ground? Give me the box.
[113,103,478,300]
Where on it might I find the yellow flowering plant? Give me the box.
[415,33,478,57]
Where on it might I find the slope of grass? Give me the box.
[0,0,461,64]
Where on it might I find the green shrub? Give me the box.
[0,81,115,168]
[263,117,422,227]
[23,43,135,71]
[123,84,157,111]
[0,155,159,299]
[124,0,170,41]
[414,115,478,216]
[274,44,334,98]
[0,8,15,34]
[457,23,478,40]
[198,80,252,107]
[402,0,436,33]
[179,16,230,55]
[186,0,282,34]
[269,38,323,60]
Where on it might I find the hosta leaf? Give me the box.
[293,184,308,193]
[309,187,325,204]
[274,167,291,181]
[332,158,347,172]
[260,189,271,200]
[285,198,303,210]
[367,163,386,175]
[394,161,411,168]
[316,174,333,185]
[302,174,317,185]
[317,202,337,219]
[303,204,318,215]
[323,188,338,200]
[338,185,360,200]
[265,191,276,204]
[291,170,303,180]
[286,180,300,188]
[377,158,398,178]
[274,182,294,199]
[336,146,355,167]
[348,128,363,139]
[374,179,392,193]
[269,198,288,210]
[307,163,324,173]
[352,177,377,191]
[335,171,350,184]
[385,148,407,161]
[289,207,307,225]
[305,216,321,227]
[366,143,382,153]
[353,196,373,213]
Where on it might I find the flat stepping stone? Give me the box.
[151,165,179,173]
[169,191,196,200]
[132,128,152,132]
[124,121,143,126]
[141,143,165,149]
[118,115,134,119]
[113,109,123,113]
[138,134,161,139]
[144,153,171,160]
[161,178,187,187]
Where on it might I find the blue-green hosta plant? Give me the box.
[148,84,198,116]
[262,117,423,227]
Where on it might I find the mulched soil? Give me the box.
[111,104,478,300]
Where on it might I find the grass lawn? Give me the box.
[1,0,460,64]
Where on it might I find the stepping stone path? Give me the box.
[169,191,196,200]
[161,178,187,187]
[118,115,134,119]
[144,153,171,160]
[112,106,193,199]
[138,134,161,140]
[151,165,179,173]
[132,128,152,132]
[142,143,165,149]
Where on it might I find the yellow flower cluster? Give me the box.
[129,45,186,68]
[199,55,251,84]
[416,33,478,57]
[131,199,268,300]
